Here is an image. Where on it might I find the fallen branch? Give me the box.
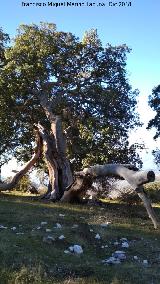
[62,164,159,229]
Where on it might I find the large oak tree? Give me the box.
[0,23,141,199]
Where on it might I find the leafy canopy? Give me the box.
[148,85,160,164]
[0,23,141,170]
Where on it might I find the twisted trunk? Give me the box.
[36,119,73,200]
[36,92,73,200]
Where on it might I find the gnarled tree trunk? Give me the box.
[37,120,73,200]
[0,90,73,200]
[61,164,159,229]
[37,92,73,200]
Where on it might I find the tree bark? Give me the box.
[37,120,73,200]
[36,92,73,200]
[62,164,159,229]
[0,129,43,191]
[61,175,92,203]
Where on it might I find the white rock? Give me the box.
[59,214,65,217]
[95,234,101,240]
[89,229,94,232]
[68,245,83,254]
[43,236,55,244]
[64,250,70,254]
[0,225,7,229]
[73,245,83,254]
[46,229,52,232]
[143,260,148,265]
[112,251,126,260]
[69,246,74,252]
[114,241,119,246]
[101,245,105,248]
[133,256,138,260]
[105,245,108,248]
[11,227,16,231]
[16,232,24,235]
[58,235,65,240]
[120,238,128,242]
[36,226,41,230]
[115,250,126,254]
[55,223,62,229]
[41,222,47,226]
[102,257,121,264]
[121,242,129,248]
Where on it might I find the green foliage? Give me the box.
[0,23,141,170]
[148,85,160,139]
[145,181,160,203]
[15,175,31,192]
[115,181,160,205]
[148,85,160,164]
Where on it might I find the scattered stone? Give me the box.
[58,235,65,240]
[102,256,121,265]
[55,223,62,229]
[95,233,101,240]
[46,229,52,233]
[73,245,83,254]
[11,227,16,231]
[36,226,41,230]
[41,222,47,226]
[112,251,126,260]
[43,236,55,244]
[143,260,148,266]
[101,245,105,249]
[64,250,70,254]
[133,256,138,260]
[120,238,128,242]
[69,246,74,252]
[114,241,119,246]
[0,225,7,229]
[105,245,108,248]
[59,214,65,217]
[89,229,94,232]
[121,242,129,248]
[69,245,83,254]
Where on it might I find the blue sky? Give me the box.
[1,0,160,172]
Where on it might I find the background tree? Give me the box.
[0,28,11,179]
[148,85,160,165]
[0,23,141,199]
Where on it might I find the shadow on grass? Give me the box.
[0,192,160,284]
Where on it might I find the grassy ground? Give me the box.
[0,192,160,284]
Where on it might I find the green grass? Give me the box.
[0,192,160,284]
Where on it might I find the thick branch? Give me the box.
[79,164,155,190]
[0,130,42,191]
[136,186,159,229]
[71,164,159,229]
